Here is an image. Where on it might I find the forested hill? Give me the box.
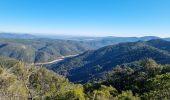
[0,38,92,63]
[0,36,162,64]
[50,39,170,83]
[0,33,167,64]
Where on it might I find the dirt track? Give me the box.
[34,54,77,66]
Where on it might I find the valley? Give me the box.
[1,0,170,99]
[1,33,170,99]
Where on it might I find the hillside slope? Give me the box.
[0,38,92,63]
[50,39,170,83]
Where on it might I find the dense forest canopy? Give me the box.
[50,39,170,83]
[1,57,170,99]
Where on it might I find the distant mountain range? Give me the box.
[1,33,169,63]
[0,33,36,39]
[1,32,169,48]
[49,39,170,83]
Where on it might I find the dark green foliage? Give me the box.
[51,40,170,83]
[1,56,170,99]
[141,73,170,99]
[83,59,170,99]
[106,59,167,93]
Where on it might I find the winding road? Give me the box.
[34,54,78,66]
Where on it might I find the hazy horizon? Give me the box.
[1,32,170,38]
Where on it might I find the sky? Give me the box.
[0,0,170,37]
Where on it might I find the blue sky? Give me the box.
[0,0,170,37]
